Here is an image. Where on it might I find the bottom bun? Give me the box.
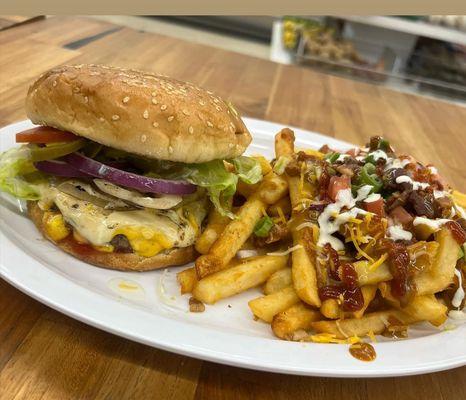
[28,201,196,271]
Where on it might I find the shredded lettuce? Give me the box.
[145,156,263,218]
[188,157,262,218]
[0,146,44,200]
[232,156,262,185]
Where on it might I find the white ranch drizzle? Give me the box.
[368,149,388,162]
[384,157,411,171]
[452,268,465,308]
[395,175,430,190]
[364,193,382,203]
[387,225,413,241]
[412,217,452,231]
[336,154,350,162]
[317,185,372,251]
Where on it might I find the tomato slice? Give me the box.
[328,175,351,202]
[364,198,385,217]
[16,127,79,143]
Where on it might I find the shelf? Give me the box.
[337,16,466,46]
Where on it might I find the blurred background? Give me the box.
[3,15,465,104]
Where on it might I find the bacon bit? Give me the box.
[319,262,364,311]
[189,297,205,313]
[319,144,333,154]
[389,206,414,228]
[445,221,466,245]
[319,166,331,201]
[341,263,364,311]
[346,148,360,157]
[325,243,341,281]
[386,242,413,301]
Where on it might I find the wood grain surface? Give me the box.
[0,16,465,400]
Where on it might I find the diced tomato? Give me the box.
[16,127,79,143]
[345,148,360,157]
[389,206,413,228]
[328,175,351,202]
[364,198,385,217]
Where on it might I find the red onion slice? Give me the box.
[34,160,90,178]
[64,152,196,195]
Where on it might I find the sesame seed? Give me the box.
[153,122,159,128]
[141,135,147,143]
[151,98,158,105]
[52,81,57,87]
[143,110,149,119]
[189,126,194,134]
[84,96,89,103]
[99,117,105,122]
[168,116,174,122]
[182,109,190,115]
[199,100,205,106]
[112,115,120,121]
[168,146,174,154]
[123,96,130,103]
[228,143,235,148]
[151,91,157,96]
[207,121,213,128]
[215,106,221,111]
[161,105,167,111]
[73,87,80,93]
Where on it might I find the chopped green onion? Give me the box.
[254,216,274,237]
[325,152,340,163]
[273,156,291,175]
[360,163,383,193]
[378,138,390,151]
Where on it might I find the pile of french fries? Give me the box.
[177,128,463,343]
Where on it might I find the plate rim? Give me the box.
[1,118,465,378]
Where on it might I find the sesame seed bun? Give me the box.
[25,64,252,163]
[28,202,196,272]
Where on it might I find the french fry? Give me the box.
[320,299,340,319]
[452,190,466,209]
[353,285,378,319]
[195,205,231,255]
[263,268,292,294]
[275,128,321,308]
[192,255,288,304]
[237,180,259,198]
[268,196,291,219]
[415,228,459,295]
[272,302,321,339]
[320,285,377,319]
[378,284,448,327]
[311,310,417,339]
[252,155,273,175]
[195,172,288,278]
[236,157,272,198]
[248,286,300,323]
[354,260,392,286]
[177,267,197,294]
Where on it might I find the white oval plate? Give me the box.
[0,119,465,378]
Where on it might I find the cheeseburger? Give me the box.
[0,64,259,271]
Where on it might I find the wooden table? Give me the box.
[0,16,465,399]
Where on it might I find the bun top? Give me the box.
[26,64,252,163]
